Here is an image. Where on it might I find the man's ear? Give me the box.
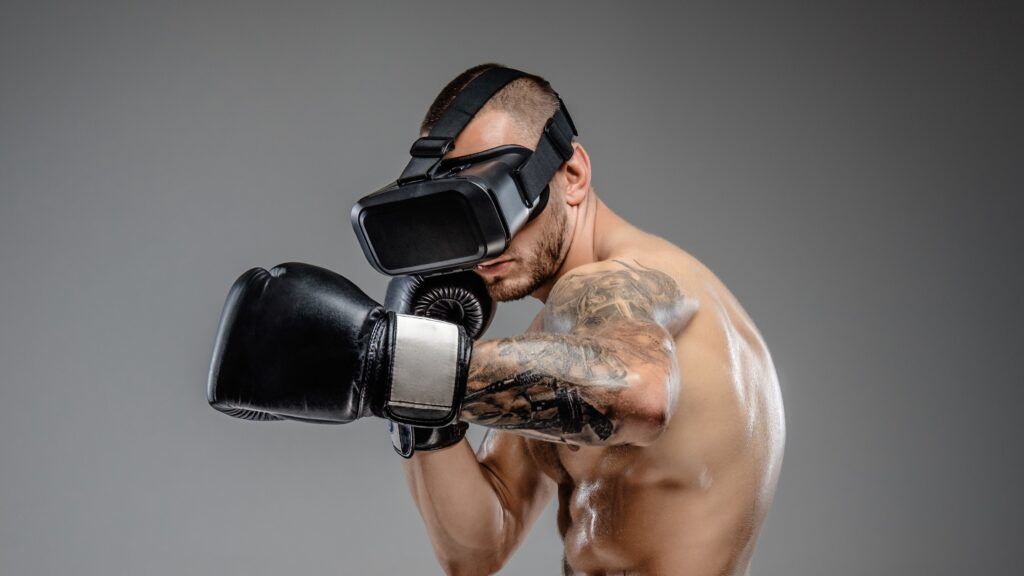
[562,142,592,207]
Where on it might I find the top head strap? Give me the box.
[398,66,578,201]
[429,67,527,139]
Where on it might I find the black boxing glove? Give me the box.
[384,272,495,458]
[207,263,471,427]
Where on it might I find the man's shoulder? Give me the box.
[608,232,704,280]
[603,232,735,313]
[560,231,693,284]
[556,235,699,309]
[545,252,698,337]
[549,257,681,305]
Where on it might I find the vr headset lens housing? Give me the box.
[360,188,484,272]
[351,67,577,276]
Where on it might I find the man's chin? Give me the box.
[482,274,538,302]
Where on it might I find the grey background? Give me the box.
[1,1,1021,574]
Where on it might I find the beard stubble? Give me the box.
[483,193,569,302]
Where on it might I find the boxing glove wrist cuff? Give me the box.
[389,421,469,458]
[370,312,470,427]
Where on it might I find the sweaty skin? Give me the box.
[400,109,785,576]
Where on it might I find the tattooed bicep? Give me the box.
[543,259,695,336]
[464,259,691,445]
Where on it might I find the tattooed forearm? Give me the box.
[462,335,630,444]
[460,260,692,445]
[464,369,614,441]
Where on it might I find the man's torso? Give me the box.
[523,229,785,576]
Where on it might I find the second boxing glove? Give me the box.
[384,272,495,457]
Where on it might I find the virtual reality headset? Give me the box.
[351,66,578,276]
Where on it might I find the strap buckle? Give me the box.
[409,136,455,158]
[542,112,576,161]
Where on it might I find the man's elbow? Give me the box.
[432,515,516,575]
[623,368,676,445]
[628,399,670,445]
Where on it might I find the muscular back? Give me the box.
[481,230,786,575]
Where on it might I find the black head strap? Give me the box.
[397,66,578,206]
[514,96,576,206]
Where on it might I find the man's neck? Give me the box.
[532,190,619,303]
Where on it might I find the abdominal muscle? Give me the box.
[524,317,781,576]
[529,429,768,576]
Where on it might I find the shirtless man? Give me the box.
[207,64,786,576]
[400,65,787,575]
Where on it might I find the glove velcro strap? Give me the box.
[388,421,469,459]
[413,421,469,452]
[384,313,468,426]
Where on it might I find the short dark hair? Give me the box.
[419,63,562,146]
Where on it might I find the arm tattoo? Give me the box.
[464,370,614,440]
[461,260,692,444]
